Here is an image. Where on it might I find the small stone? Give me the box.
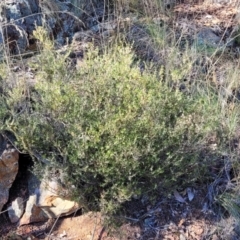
[180,233,186,240]
[8,197,24,223]
[59,230,67,237]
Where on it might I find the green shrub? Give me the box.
[0,38,231,214]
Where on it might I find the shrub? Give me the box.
[0,35,232,214]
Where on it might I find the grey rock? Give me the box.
[81,0,106,29]
[8,197,24,223]
[0,0,41,54]
[196,28,222,48]
[0,0,84,54]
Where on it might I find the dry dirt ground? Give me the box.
[0,179,226,240]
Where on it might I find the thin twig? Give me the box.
[91,213,99,240]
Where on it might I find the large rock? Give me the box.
[0,0,41,54]
[1,0,41,33]
[0,137,19,211]
[0,0,85,54]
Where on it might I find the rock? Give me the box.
[40,0,83,46]
[20,170,79,225]
[36,176,79,218]
[0,146,19,211]
[0,0,41,54]
[0,0,107,56]
[0,0,84,55]
[19,195,48,226]
[195,28,222,48]
[8,197,24,223]
[1,24,29,54]
[82,0,106,29]
[212,234,219,240]
[40,196,79,218]
[1,0,41,33]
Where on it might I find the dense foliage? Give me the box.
[0,34,230,213]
